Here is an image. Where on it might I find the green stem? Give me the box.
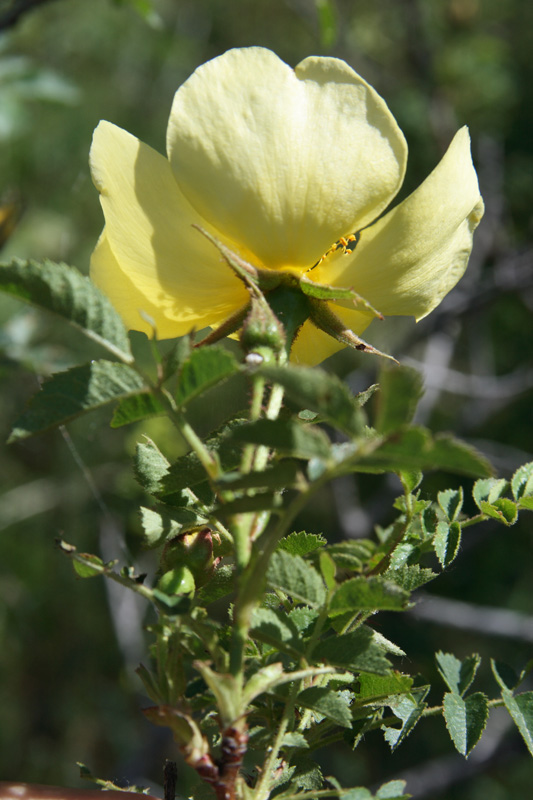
[255,682,301,800]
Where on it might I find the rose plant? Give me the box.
[2,47,533,800]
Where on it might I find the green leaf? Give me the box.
[438,487,464,521]
[282,732,309,749]
[175,346,240,407]
[277,531,327,557]
[139,506,207,549]
[266,550,326,608]
[501,690,533,755]
[312,628,391,675]
[9,360,145,440]
[386,565,436,591]
[250,607,305,657]
[355,383,380,408]
[473,478,518,525]
[134,438,170,495]
[260,364,365,436]
[296,685,352,728]
[433,520,462,567]
[375,364,423,434]
[375,780,409,799]
[436,652,481,696]
[317,540,376,572]
[319,551,337,590]
[491,659,521,692]
[357,672,414,701]
[512,462,533,500]
[473,478,508,508]
[195,564,235,605]
[344,427,492,478]
[216,460,303,492]
[383,688,428,750]
[230,418,331,460]
[443,691,489,756]
[111,392,165,427]
[72,553,105,578]
[0,258,132,361]
[329,576,409,617]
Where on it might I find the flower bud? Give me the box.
[240,295,286,355]
[160,527,219,589]
[157,565,195,596]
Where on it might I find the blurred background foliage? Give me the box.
[1,0,532,798]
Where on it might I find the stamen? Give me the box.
[309,231,361,271]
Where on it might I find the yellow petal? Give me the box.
[90,121,248,336]
[91,231,175,338]
[291,306,373,366]
[316,127,484,320]
[167,47,407,270]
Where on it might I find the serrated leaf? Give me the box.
[139,506,207,549]
[277,530,327,556]
[9,360,145,440]
[266,550,326,608]
[443,691,488,756]
[230,418,331,460]
[250,607,305,657]
[512,462,533,502]
[491,659,520,692]
[473,478,508,508]
[175,346,240,407]
[329,576,409,617]
[111,392,165,427]
[436,652,481,696]
[355,383,380,407]
[312,628,391,675]
[282,732,309,749]
[375,364,423,434]
[386,565,436,591]
[0,258,132,361]
[259,364,364,436]
[134,438,170,495]
[438,487,464,521]
[478,498,518,526]
[297,685,352,728]
[288,607,319,636]
[289,754,323,791]
[501,689,533,755]
[433,520,462,567]
[383,688,428,750]
[195,564,235,605]
[518,497,533,511]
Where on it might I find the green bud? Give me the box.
[160,527,219,589]
[240,295,286,355]
[157,565,196,596]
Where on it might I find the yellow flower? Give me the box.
[90,47,483,365]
